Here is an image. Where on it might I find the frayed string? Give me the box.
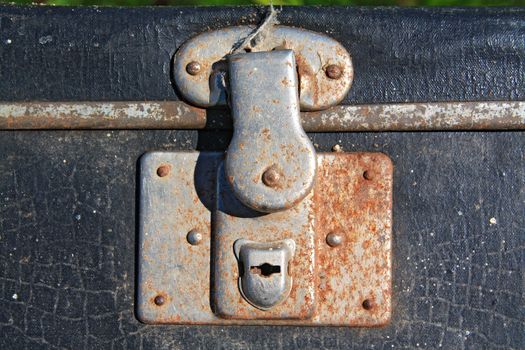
[230,5,280,54]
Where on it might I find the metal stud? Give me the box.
[187,229,203,245]
[186,61,201,75]
[325,64,343,79]
[262,167,281,188]
[156,164,170,177]
[154,295,165,306]
[326,232,343,247]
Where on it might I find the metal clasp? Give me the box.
[226,50,316,212]
[173,25,354,214]
[137,25,393,327]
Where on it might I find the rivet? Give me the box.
[362,298,373,310]
[325,64,343,80]
[262,166,281,188]
[363,170,373,180]
[186,229,203,245]
[156,164,171,177]
[186,61,201,75]
[326,232,343,247]
[154,295,165,306]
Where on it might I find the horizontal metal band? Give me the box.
[0,101,208,130]
[0,101,524,132]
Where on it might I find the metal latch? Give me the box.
[173,25,353,213]
[225,50,317,212]
[137,25,393,326]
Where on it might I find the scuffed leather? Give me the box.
[0,5,523,349]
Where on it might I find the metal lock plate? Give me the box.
[173,25,353,111]
[138,23,392,326]
[137,151,393,326]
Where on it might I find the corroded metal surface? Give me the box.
[173,26,353,111]
[1,101,524,131]
[137,151,221,324]
[225,50,316,213]
[233,238,297,310]
[137,151,392,325]
[314,152,393,326]
[302,101,525,131]
[0,101,207,129]
[214,164,316,319]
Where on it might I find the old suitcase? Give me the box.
[0,5,523,349]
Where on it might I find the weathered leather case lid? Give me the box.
[0,5,523,349]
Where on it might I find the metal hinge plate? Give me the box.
[173,25,353,111]
[137,151,393,326]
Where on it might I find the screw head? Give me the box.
[262,167,281,188]
[154,295,165,306]
[326,232,343,247]
[325,64,343,80]
[186,229,203,245]
[156,164,171,177]
[186,61,201,75]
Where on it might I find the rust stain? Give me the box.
[3,101,524,132]
[313,152,393,326]
[295,53,319,107]
[261,128,271,141]
[139,152,393,326]
[0,101,207,129]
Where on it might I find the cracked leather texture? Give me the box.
[0,5,524,350]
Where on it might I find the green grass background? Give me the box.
[3,0,525,8]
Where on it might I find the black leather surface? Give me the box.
[0,5,524,349]
[1,5,525,104]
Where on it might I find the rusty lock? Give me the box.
[173,26,353,311]
[200,32,337,310]
[137,25,393,326]
[174,26,353,214]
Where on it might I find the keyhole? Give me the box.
[250,263,281,277]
